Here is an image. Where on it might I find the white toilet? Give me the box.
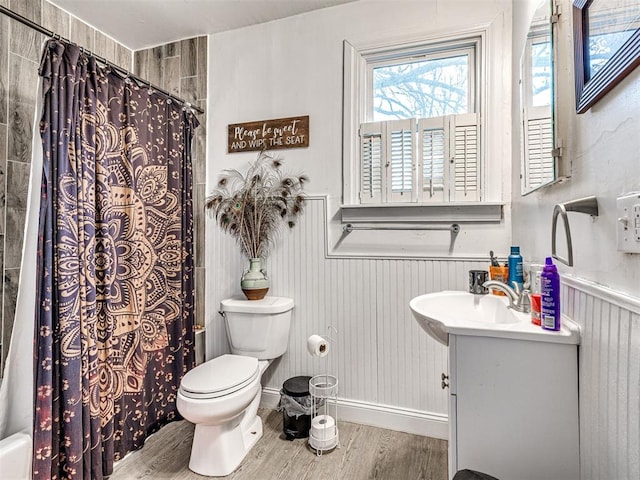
[177,296,294,477]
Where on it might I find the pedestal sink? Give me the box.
[410,290,581,479]
[409,290,580,346]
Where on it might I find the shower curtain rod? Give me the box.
[0,5,205,115]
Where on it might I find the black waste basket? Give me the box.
[279,375,312,440]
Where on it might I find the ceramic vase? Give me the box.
[241,258,269,300]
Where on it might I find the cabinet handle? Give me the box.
[441,372,449,389]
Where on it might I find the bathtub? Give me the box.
[0,431,32,479]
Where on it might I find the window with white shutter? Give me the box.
[388,119,415,202]
[360,122,384,203]
[419,118,447,203]
[521,28,554,193]
[343,31,491,209]
[452,113,480,202]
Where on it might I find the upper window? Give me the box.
[343,35,484,206]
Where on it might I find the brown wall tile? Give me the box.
[180,38,197,77]
[0,13,7,124]
[180,76,198,105]
[2,267,20,369]
[0,232,3,372]
[163,56,180,96]
[94,30,116,64]
[41,1,70,38]
[194,183,204,268]
[9,22,43,62]
[148,46,163,87]
[134,50,148,79]
[115,43,131,71]
[8,0,42,61]
[8,0,39,21]
[4,160,29,269]
[164,41,179,58]
[0,124,7,235]
[69,15,94,50]
[5,159,29,209]
[194,267,204,328]
[7,53,37,163]
[193,130,206,180]
[4,204,25,269]
[197,36,207,98]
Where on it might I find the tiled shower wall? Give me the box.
[0,0,132,374]
[134,37,208,329]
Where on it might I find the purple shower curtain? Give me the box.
[33,39,196,479]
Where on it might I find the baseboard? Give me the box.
[260,387,448,440]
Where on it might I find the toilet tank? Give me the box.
[220,296,294,360]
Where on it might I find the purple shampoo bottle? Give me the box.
[541,257,561,331]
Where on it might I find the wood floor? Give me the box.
[110,409,448,480]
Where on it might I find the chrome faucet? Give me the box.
[482,280,531,313]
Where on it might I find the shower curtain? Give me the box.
[33,40,197,479]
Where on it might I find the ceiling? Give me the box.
[50,0,359,50]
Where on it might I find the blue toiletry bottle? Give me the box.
[541,256,561,331]
[507,246,524,289]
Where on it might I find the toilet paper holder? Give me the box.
[551,196,598,266]
[308,326,339,455]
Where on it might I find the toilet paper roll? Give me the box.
[310,414,336,441]
[307,334,330,357]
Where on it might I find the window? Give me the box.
[521,22,554,191]
[343,34,485,206]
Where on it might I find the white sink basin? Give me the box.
[409,290,580,346]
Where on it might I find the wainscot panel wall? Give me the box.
[512,1,640,477]
[208,197,487,438]
[562,278,640,480]
[205,0,514,440]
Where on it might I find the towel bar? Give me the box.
[552,196,598,266]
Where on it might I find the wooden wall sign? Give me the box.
[228,115,309,153]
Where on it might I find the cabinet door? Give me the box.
[447,334,457,480]
[453,335,579,480]
[448,393,457,480]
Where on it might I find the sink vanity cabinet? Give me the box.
[447,333,579,480]
[410,291,581,479]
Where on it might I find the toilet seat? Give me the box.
[180,354,259,399]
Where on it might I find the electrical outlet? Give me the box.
[617,192,640,253]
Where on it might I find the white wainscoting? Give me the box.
[562,275,640,480]
[207,197,486,439]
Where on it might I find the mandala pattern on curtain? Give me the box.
[33,39,197,479]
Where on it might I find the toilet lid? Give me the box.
[180,354,259,398]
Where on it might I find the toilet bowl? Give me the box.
[177,296,293,477]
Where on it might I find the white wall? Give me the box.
[512,1,640,478]
[512,0,640,296]
[207,0,514,260]
[205,0,513,436]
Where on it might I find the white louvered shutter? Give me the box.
[418,116,447,203]
[450,113,480,202]
[359,122,385,203]
[524,116,553,190]
[387,118,416,203]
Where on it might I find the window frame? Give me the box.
[365,42,478,122]
[342,28,490,208]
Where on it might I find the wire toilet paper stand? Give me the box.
[309,326,339,455]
